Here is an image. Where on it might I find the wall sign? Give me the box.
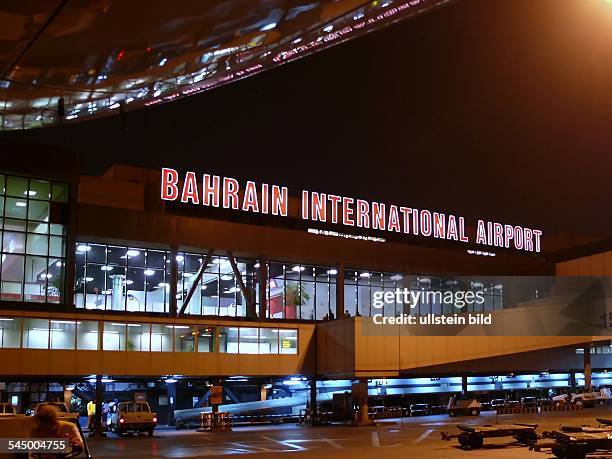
[160,167,543,253]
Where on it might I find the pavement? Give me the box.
[87,407,612,459]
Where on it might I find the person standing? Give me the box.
[86,399,96,431]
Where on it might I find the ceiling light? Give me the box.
[15,201,27,207]
[292,265,305,272]
[126,249,140,257]
[327,269,338,275]
[25,190,37,196]
[77,245,90,252]
[144,269,155,276]
[101,265,113,271]
[261,22,277,31]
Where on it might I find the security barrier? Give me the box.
[496,404,584,415]
[199,412,232,431]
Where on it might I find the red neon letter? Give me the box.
[342,197,355,226]
[202,174,220,207]
[271,185,288,216]
[242,181,259,212]
[181,171,199,204]
[311,192,327,222]
[356,199,370,228]
[223,177,239,209]
[161,167,179,201]
[328,195,341,224]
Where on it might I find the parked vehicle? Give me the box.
[490,399,507,410]
[27,402,71,417]
[110,401,157,436]
[447,396,481,417]
[409,403,431,416]
[521,396,539,407]
[0,403,16,416]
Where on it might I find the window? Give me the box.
[173,325,196,352]
[218,327,239,354]
[0,174,68,303]
[77,321,99,350]
[127,323,150,351]
[0,317,21,348]
[238,327,259,354]
[151,324,173,352]
[178,253,258,318]
[259,328,279,354]
[23,318,50,349]
[279,329,298,354]
[75,243,170,313]
[197,326,214,352]
[102,322,126,351]
[267,262,336,320]
[218,326,296,355]
[49,320,76,350]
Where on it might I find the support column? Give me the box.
[258,258,268,319]
[335,262,344,319]
[584,347,592,392]
[63,173,80,310]
[351,380,373,426]
[169,246,178,316]
[167,381,176,426]
[461,376,468,395]
[570,372,577,391]
[90,375,106,438]
[309,379,318,425]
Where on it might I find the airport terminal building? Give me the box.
[0,155,610,418]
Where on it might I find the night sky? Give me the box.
[2,0,611,239]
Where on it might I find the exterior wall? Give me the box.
[556,251,612,276]
[317,309,611,378]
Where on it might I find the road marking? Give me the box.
[229,442,274,452]
[261,435,307,451]
[415,429,434,443]
[321,437,343,449]
[371,431,380,447]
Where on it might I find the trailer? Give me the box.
[538,430,612,459]
[441,423,538,449]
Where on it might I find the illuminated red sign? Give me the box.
[161,167,542,253]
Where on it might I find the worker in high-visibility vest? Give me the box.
[86,400,96,431]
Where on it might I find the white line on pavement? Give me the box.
[261,435,307,451]
[415,429,434,443]
[371,431,380,447]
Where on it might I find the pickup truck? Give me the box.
[110,402,157,436]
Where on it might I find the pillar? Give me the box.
[584,347,592,392]
[90,375,106,438]
[63,172,79,311]
[170,245,178,316]
[258,258,268,319]
[167,381,176,426]
[335,262,344,319]
[570,372,577,391]
[461,376,468,395]
[351,380,373,426]
[309,379,318,425]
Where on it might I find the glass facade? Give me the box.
[178,253,257,318]
[0,174,68,303]
[267,262,337,320]
[219,326,297,354]
[75,243,171,312]
[0,316,298,354]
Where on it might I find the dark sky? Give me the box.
[2,0,611,239]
